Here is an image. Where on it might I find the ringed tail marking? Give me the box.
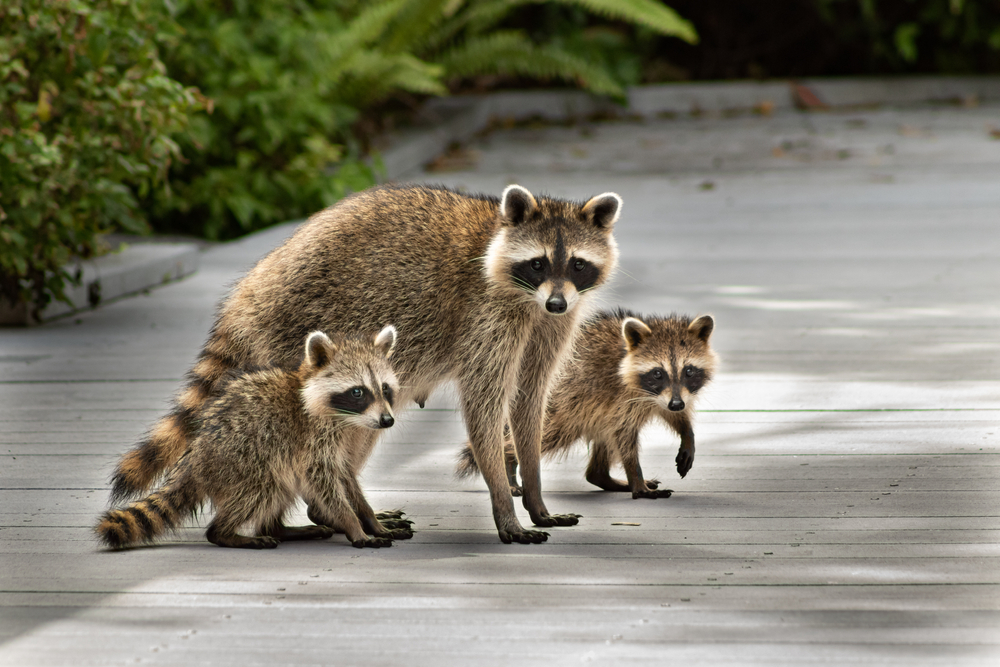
[97,458,200,549]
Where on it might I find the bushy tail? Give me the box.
[109,341,237,503]
[455,443,481,479]
[110,409,191,503]
[454,441,517,479]
[96,455,202,549]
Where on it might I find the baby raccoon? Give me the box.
[457,311,718,499]
[96,327,410,550]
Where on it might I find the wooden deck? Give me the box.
[2,103,998,665]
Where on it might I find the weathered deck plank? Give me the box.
[2,102,999,665]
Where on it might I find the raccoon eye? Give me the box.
[573,259,585,271]
[351,388,363,398]
[382,383,390,395]
[652,369,663,380]
[684,366,695,377]
[530,259,544,272]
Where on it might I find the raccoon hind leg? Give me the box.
[260,520,334,542]
[205,502,280,549]
[584,440,630,492]
[206,519,279,549]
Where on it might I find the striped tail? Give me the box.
[96,455,201,549]
[109,342,237,503]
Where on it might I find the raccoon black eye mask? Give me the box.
[329,386,373,415]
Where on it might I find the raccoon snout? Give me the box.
[379,413,395,428]
[545,294,567,314]
[668,398,685,412]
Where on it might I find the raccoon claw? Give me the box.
[375,510,406,521]
[380,518,414,531]
[385,527,415,540]
[676,450,694,478]
[352,537,393,549]
[632,488,673,500]
[532,513,581,527]
[498,529,549,544]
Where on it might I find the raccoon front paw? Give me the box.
[352,537,393,549]
[632,488,673,500]
[676,449,694,478]
[498,528,550,544]
[532,513,581,527]
[375,509,406,521]
[509,484,523,497]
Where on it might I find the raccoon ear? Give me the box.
[582,192,622,229]
[621,317,652,352]
[688,315,715,343]
[305,331,339,369]
[373,325,397,359]
[500,184,537,226]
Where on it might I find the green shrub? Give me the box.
[151,0,696,241]
[150,0,448,241]
[0,0,203,317]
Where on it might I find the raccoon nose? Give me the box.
[545,294,567,314]
[668,398,685,412]
[379,413,395,428]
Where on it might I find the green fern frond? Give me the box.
[381,0,453,54]
[327,0,409,63]
[436,30,624,97]
[342,51,447,106]
[549,0,697,43]
[421,0,518,52]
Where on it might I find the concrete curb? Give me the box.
[379,76,1000,179]
[0,243,200,326]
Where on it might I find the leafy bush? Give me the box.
[151,0,697,240]
[150,0,447,240]
[0,0,202,316]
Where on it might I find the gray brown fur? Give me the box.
[96,328,409,550]
[457,310,718,499]
[106,184,621,544]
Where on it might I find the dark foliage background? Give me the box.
[642,0,1000,81]
[3,0,998,314]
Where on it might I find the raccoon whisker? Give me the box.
[510,276,537,293]
[625,394,660,407]
[615,267,640,284]
[466,256,487,263]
